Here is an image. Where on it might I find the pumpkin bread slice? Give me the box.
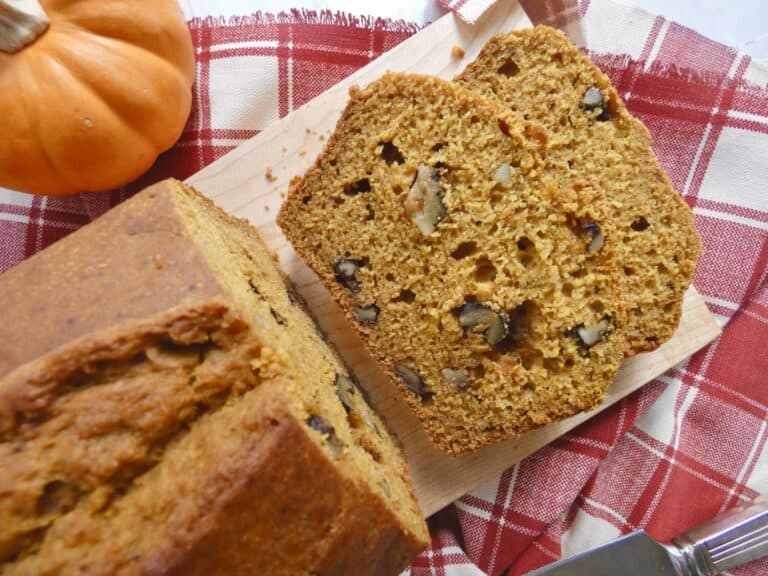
[279,73,628,455]
[456,25,701,353]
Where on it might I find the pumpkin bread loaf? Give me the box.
[278,73,628,455]
[456,25,701,353]
[0,180,428,575]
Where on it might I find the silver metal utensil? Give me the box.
[527,496,768,575]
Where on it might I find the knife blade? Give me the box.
[527,497,768,576]
[526,531,684,576]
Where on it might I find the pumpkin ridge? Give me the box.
[0,65,61,191]
[26,44,156,192]
[53,1,195,80]
[63,19,194,81]
[50,25,191,150]
[16,50,77,191]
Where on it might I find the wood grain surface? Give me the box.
[187,0,721,516]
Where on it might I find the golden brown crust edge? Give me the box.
[0,180,225,381]
[157,387,429,576]
[3,384,427,576]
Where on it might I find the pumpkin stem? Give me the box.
[0,0,50,53]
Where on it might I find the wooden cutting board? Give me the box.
[187,0,721,517]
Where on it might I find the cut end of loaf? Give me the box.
[279,73,628,455]
[456,25,701,354]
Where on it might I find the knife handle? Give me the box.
[672,496,768,575]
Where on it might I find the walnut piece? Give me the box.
[458,302,509,346]
[404,165,446,236]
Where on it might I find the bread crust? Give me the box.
[0,181,223,381]
[0,179,428,575]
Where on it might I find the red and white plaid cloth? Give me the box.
[1,1,767,574]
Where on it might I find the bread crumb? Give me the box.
[276,72,632,455]
[451,45,465,59]
[265,167,277,182]
[299,150,307,157]
[264,205,270,212]
[319,134,325,141]
[280,192,286,199]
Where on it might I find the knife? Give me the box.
[527,497,768,575]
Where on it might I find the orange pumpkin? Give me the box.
[0,0,196,195]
